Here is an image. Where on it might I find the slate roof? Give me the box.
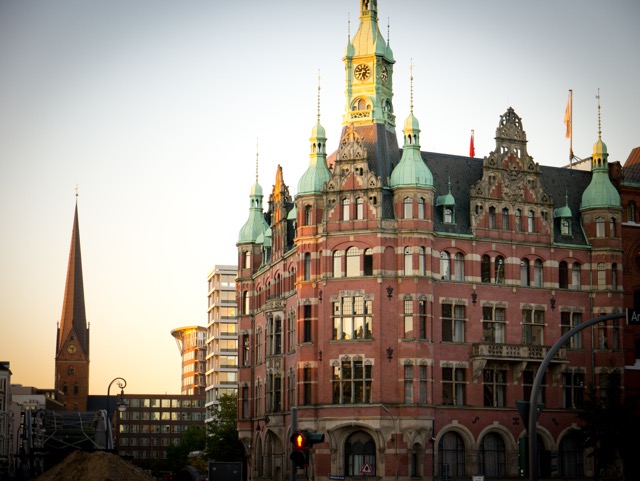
[623,146,640,183]
[421,151,593,246]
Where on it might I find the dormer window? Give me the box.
[561,219,572,236]
[444,208,453,224]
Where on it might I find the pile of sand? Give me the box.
[33,450,155,481]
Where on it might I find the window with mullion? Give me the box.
[522,308,544,345]
[332,296,372,340]
[561,311,582,348]
[332,359,372,404]
[442,303,465,342]
[482,306,505,343]
[562,371,584,409]
[483,368,507,407]
[442,367,466,406]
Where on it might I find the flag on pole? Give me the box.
[564,91,572,139]
[469,130,475,158]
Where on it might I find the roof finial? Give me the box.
[317,69,321,123]
[596,88,602,139]
[387,17,390,45]
[409,59,414,115]
[255,138,259,183]
[347,13,351,41]
[75,184,79,198]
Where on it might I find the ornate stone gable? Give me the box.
[470,108,554,234]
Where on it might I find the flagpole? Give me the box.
[569,89,573,164]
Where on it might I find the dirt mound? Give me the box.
[33,450,155,481]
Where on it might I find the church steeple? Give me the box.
[55,195,90,411]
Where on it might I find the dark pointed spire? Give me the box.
[58,197,89,355]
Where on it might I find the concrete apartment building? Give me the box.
[205,265,239,423]
[171,326,207,395]
[234,1,638,480]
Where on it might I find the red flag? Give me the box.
[469,130,475,158]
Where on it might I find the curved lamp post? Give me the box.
[106,377,128,422]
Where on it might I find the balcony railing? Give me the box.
[471,342,567,363]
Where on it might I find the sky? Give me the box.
[1,0,639,396]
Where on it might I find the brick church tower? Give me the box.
[54,198,90,411]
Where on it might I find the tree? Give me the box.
[165,425,207,473]
[578,367,628,481]
[206,393,244,462]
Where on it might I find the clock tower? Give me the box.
[54,199,90,411]
[343,0,395,130]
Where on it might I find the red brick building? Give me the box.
[54,199,90,411]
[236,2,628,480]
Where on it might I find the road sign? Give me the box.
[360,461,373,475]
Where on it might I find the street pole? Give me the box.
[527,312,624,481]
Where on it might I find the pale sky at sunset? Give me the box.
[1,0,639,396]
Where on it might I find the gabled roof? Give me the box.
[623,146,640,183]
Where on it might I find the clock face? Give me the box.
[380,65,388,83]
[67,344,76,353]
[354,63,371,81]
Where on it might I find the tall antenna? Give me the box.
[596,88,602,139]
[409,59,414,114]
[317,70,321,123]
[255,138,259,183]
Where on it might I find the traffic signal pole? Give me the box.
[527,312,624,481]
[291,407,297,481]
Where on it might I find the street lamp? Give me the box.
[106,377,128,422]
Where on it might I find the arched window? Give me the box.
[304,205,312,226]
[561,218,571,236]
[333,251,343,278]
[489,206,496,229]
[342,198,350,221]
[404,247,413,275]
[404,197,412,219]
[495,256,505,284]
[438,431,465,477]
[559,432,584,477]
[481,255,491,283]
[345,431,376,476]
[418,197,425,219]
[346,247,359,277]
[559,261,569,288]
[242,291,250,314]
[243,251,251,269]
[612,263,618,290]
[364,248,373,276]
[515,209,522,232]
[534,259,543,287]
[63,382,68,394]
[521,259,531,286]
[73,383,79,394]
[409,443,422,477]
[610,217,616,237]
[479,432,506,477]
[304,253,311,281]
[502,208,509,230]
[571,262,581,289]
[528,210,535,233]
[356,198,364,220]
[597,263,606,289]
[628,201,636,223]
[454,253,465,281]
[596,217,605,237]
[418,247,426,276]
[440,251,451,280]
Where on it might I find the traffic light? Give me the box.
[290,431,309,468]
[290,431,325,469]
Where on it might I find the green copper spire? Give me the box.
[436,178,456,207]
[554,191,573,218]
[297,73,331,196]
[580,91,620,211]
[238,143,269,244]
[390,63,433,188]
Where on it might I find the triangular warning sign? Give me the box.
[360,461,373,475]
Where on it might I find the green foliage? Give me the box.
[577,367,628,478]
[206,393,245,462]
[165,425,208,473]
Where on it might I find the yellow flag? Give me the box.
[564,92,572,139]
